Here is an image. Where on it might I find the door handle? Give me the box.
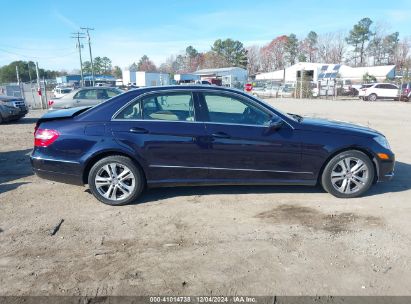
[211,132,231,139]
[129,127,148,134]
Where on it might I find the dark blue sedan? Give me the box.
[31,86,395,205]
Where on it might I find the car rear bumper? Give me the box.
[30,155,84,186]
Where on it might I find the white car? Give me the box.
[358,84,374,99]
[252,85,280,98]
[362,83,400,101]
[53,87,73,98]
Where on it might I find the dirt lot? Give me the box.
[0,98,411,296]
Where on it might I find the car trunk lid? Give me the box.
[35,106,91,129]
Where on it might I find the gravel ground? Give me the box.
[0,98,410,296]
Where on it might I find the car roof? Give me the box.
[130,85,245,95]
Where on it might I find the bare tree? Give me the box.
[394,37,411,69]
[259,35,288,71]
[246,45,261,75]
[318,31,347,64]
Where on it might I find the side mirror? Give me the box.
[268,117,284,131]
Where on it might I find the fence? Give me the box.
[251,79,363,100]
[1,82,54,109]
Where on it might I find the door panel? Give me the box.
[203,123,305,181]
[199,92,306,182]
[111,121,209,182]
[111,91,209,183]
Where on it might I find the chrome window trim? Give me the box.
[149,164,313,175]
[111,88,294,129]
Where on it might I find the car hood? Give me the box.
[298,116,382,137]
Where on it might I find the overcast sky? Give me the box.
[1,0,410,71]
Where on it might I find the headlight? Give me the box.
[374,136,390,150]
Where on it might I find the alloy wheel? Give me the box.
[330,157,369,194]
[95,162,135,201]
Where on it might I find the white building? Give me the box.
[174,73,200,84]
[194,67,248,88]
[256,63,396,83]
[122,70,170,87]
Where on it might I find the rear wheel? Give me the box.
[88,155,145,205]
[368,93,377,101]
[321,150,375,198]
[0,114,3,124]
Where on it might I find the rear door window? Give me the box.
[115,92,195,121]
[75,89,98,99]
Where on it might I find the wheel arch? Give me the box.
[82,150,147,185]
[317,146,378,185]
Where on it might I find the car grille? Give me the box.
[13,100,27,109]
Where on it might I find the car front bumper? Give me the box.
[376,154,395,182]
[1,106,28,121]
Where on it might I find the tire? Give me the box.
[0,114,3,124]
[88,155,145,206]
[321,150,375,198]
[368,93,377,101]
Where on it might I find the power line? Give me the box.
[71,32,86,87]
[0,44,72,51]
[0,48,77,60]
[81,27,95,86]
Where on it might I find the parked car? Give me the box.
[31,86,395,205]
[400,82,411,102]
[0,95,28,124]
[48,87,124,109]
[277,84,294,98]
[358,84,374,99]
[362,83,399,101]
[252,82,282,98]
[53,87,73,98]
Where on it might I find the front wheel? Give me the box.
[321,150,375,198]
[88,155,145,205]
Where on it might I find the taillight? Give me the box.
[34,128,60,147]
[48,100,54,107]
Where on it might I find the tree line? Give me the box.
[128,17,410,76]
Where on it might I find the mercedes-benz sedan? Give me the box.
[31,86,395,205]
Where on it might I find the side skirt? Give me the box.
[147,178,317,188]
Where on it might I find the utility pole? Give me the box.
[71,32,86,87]
[27,62,36,104]
[35,62,44,109]
[81,27,95,86]
[15,66,20,84]
[300,68,304,99]
[16,65,25,99]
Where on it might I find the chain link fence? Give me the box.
[1,82,54,109]
[250,78,365,100]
